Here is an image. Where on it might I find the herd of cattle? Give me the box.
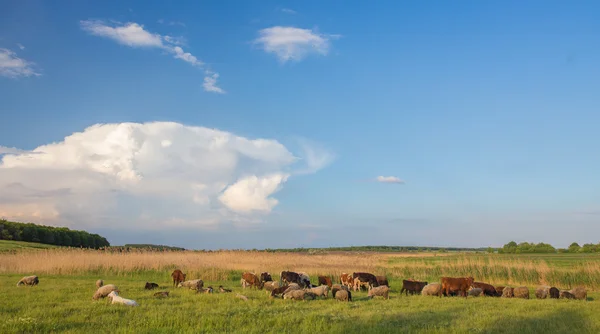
[15,270,589,306]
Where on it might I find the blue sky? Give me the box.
[1,0,599,249]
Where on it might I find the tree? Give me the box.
[568,242,581,253]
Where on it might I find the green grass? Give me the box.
[0,240,59,252]
[2,272,599,334]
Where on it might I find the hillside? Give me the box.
[0,239,59,252]
[0,220,110,249]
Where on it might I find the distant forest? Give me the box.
[498,241,600,254]
[0,220,110,249]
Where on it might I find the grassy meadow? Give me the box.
[2,247,600,333]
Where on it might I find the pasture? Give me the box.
[2,248,600,333]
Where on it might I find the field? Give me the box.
[0,240,59,252]
[2,247,600,333]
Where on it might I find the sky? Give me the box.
[1,0,599,249]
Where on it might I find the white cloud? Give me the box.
[376,176,405,184]
[0,146,33,155]
[254,26,339,62]
[281,8,297,14]
[80,20,163,48]
[0,122,331,229]
[0,48,40,78]
[203,72,225,94]
[80,20,223,93]
[17,43,25,50]
[293,138,335,174]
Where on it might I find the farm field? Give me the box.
[2,248,600,333]
[0,240,59,252]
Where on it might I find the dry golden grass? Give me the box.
[2,248,599,289]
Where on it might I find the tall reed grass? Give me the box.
[1,249,598,289]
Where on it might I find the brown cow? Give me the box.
[281,271,303,286]
[376,276,389,287]
[340,273,353,288]
[441,276,474,297]
[472,282,497,297]
[318,276,333,288]
[401,279,428,295]
[242,272,264,289]
[171,269,186,287]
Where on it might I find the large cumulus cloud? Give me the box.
[0,122,332,230]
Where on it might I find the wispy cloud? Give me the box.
[281,8,297,14]
[0,146,34,155]
[17,43,25,50]
[0,48,40,78]
[375,176,405,184]
[203,72,225,94]
[80,20,224,93]
[157,19,186,27]
[253,26,340,62]
[292,138,335,175]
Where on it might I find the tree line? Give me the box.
[0,220,110,249]
[496,241,600,254]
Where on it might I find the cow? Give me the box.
[549,287,560,299]
[298,272,312,288]
[351,272,379,290]
[495,286,506,297]
[376,275,389,287]
[241,272,264,289]
[144,282,159,290]
[401,279,428,296]
[353,277,370,291]
[472,282,497,297]
[318,276,333,288]
[340,273,353,288]
[171,269,186,288]
[440,276,474,297]
[281,271,302,286]
[260,272,272,283]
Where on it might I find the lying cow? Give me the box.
[441,276,474,297]
[401,279,428,296]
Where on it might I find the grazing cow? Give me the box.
[401,279,428,296]
[569,287,587,300]
[501,287,514,298]
[171,269,186,288]
[421,283,443,297]
[241,272,264,289]
[376,276,389,287]
[535,286,550,299]
[468,287,483,297]
[353,277,370,291]
[340,273,353,288]
[318,276,333,288]
[368,285,390,299]
[260,272,272,283]
[549,287,560,299]
[144,282,159,290]
[513,286,529,299]
[560,291,576,299]
[495,286,506,297]
[335,289,352,302]
[298,272,312,288]
[472,282,497,297]
[331,284,349,298]
[352,272,379,290]
[281,271,302,286]
[440,276,474,297]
